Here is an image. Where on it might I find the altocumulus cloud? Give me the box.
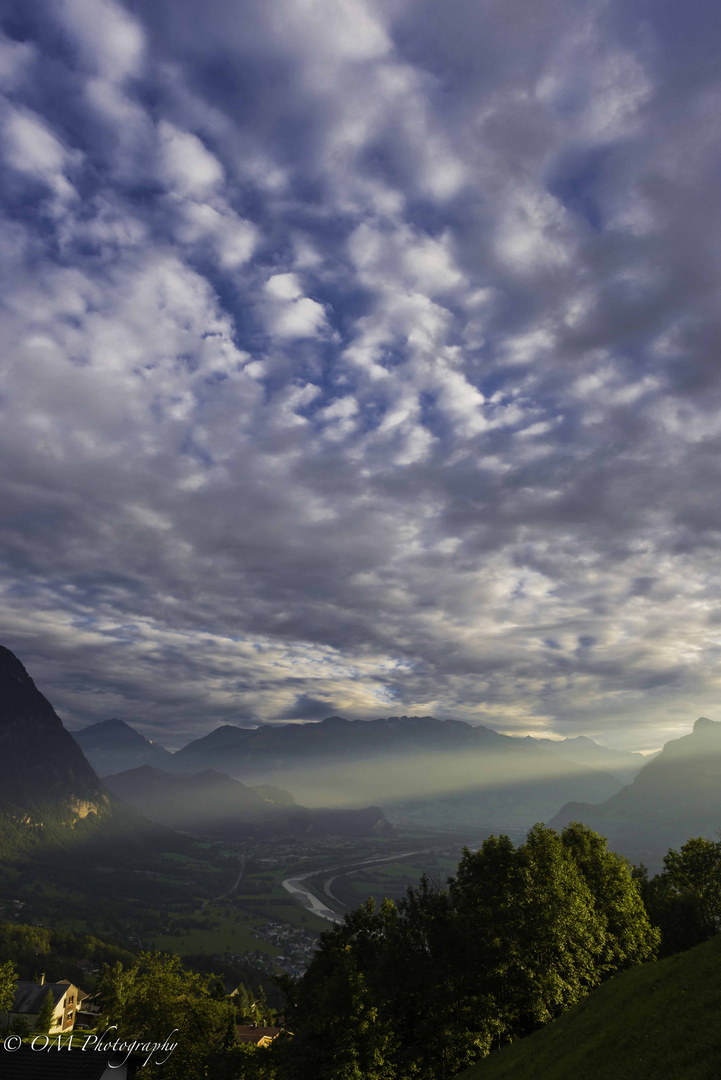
[1,0,721,749]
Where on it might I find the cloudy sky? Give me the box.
[2,0,721,751]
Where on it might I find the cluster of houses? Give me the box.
[249,919,319,976]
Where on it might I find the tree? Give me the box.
[98,952,237,1080]
[638,837,721,954]
[662,837,721,931]
[450,825,605,1042]
[35,989,56,1034]
[0,959,17,1027]
[559,822,660,974]
[232,981,275,1025]
[280,900,399,1080]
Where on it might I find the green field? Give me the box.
[233,868,328,929]
[152,918,280,957]
[327,852,461,909]
[158,851,205,865]
[457,934,721,1080]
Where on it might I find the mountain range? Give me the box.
[4,640,718,858]
[161,714,630,828]
[0,646,392,847]
[69,712,653,830]
[520,734,651,783]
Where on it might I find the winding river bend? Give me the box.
[281,848,436,923]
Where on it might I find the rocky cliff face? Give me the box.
[0,645,109,827]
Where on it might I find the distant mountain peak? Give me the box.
[72,717,172,776]
[77,717,148,740]
[693,716,718,734]
[74,717,169,750]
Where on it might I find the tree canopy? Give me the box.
[0,958,17,1018]
[98,951,237,1080]
[276,823,659,1080]
[635,836,721,955]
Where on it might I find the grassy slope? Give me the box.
[456,934,721,1080]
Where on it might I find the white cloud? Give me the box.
[496,186,572,272]
[58,0,145,82]
[265,273,303,301]
[0,33,35,91]
[158,122,224,198]
[3,108,78,201]
[176,201,257,269]
[275,0,391,63]
[271,297,328,338]
[262,274,328,338]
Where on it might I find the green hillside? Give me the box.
[456,934,721,1080]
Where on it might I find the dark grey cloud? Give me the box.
[1,0,720,750]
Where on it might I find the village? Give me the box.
[247,920,320,978]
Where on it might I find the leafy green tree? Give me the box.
[450,824,605,1042]
[98,952,237,1080]
[0,924,50,956]
[0,959,17,1026]
[233,981,275,1025]
[35,989,56,1034]
[280,900,399,1080]
[637,837,721,954]
[98,960,136,1028]
[559,822,660,974]
[662,837,721,931]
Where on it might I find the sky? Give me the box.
[1,0,721,752]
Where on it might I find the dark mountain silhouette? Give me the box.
[72,717,173,776]
[103,765,393,838]
[170,714,627,827]
[549,717,721,868]
[0,645,200,864]
[0,645,112,848]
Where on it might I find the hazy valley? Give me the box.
[1,643,720,1079]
